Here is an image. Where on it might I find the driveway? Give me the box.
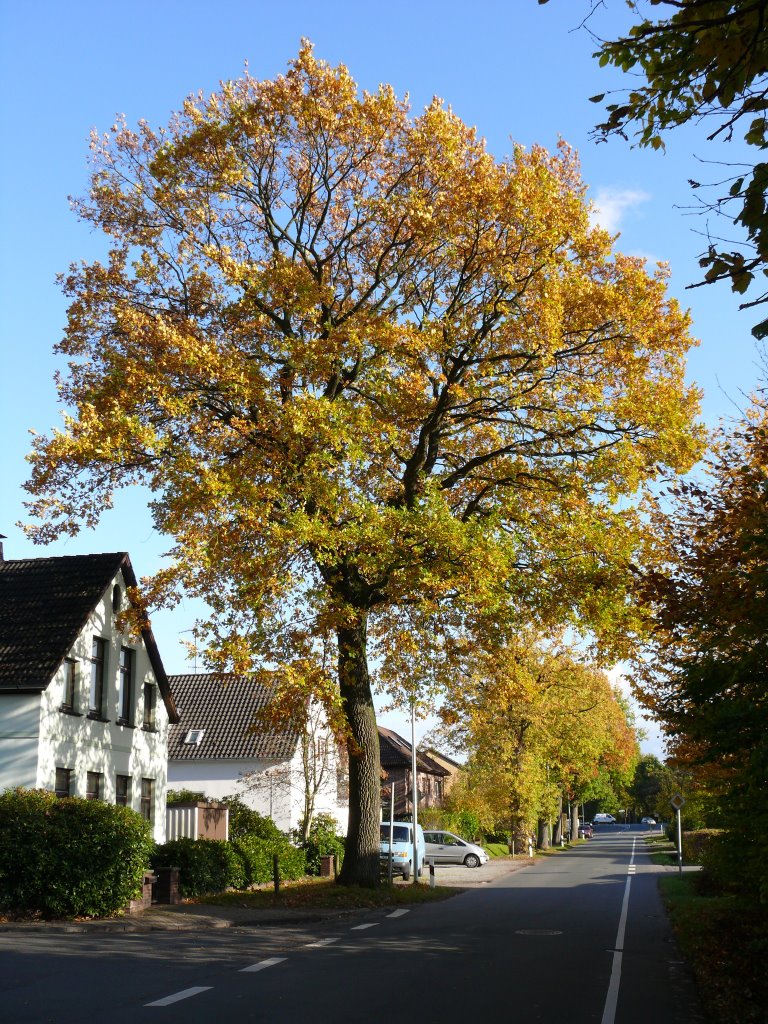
[414,852,533,887]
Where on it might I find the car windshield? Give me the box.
[381,826,410,843]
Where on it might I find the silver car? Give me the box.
[423,830,489,868]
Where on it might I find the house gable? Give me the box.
[0,552,177,721]
[167,674,348,832]
[0,551,177,842]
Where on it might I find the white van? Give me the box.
[593,813,616,824]
[380,822,426,881]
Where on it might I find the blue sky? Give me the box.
[0,1,761,757]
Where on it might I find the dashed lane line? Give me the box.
[145,986,213,1007]
[240,957,288,973]
[147,910,402,1007]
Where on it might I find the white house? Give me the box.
[0,549,179,842]
[167,673,349,834]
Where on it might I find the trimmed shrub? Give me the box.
[222,797,286,842]
[166,788,207,805]
[293,813,345,875]
[0,787,153,919]
[681,828,725,865]
[152,837,244,896]
[232,834,306,885]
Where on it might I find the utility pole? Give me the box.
[411,698,419,885]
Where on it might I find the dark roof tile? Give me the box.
[167,673,299,761]
[378,726,449,776]
[0,553,178,721]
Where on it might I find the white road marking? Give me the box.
[351,922,378,930]
[146,986,213,1007]
[387,909,410,918]
[305,937,339,947]
[601,837,636,1024]
[240,957,287,973]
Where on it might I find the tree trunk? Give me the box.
[336,615,382,887]
[571,801,580,842]
[552,793,564,845]
[536,818,550,850]
[508,721,531,849]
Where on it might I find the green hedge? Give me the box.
[294,813,345,875]
[152,837,245,897]
[153,834,306,895]
[0,788,154,919]
[232,834,306,885]
[682,828,725,865]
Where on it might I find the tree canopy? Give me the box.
[25,43,701,885]
[541,0,768,337]
[434,637,639,840]
[635,390,768,898]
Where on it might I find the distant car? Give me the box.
[641,816,657,825]
[423,830,489,868]
[593,813,616,824]
[578,822,593,839]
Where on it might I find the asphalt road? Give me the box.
[0,825,702,1024]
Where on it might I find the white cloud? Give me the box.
[590,187,650,234]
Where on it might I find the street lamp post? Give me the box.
[411,698,419,885]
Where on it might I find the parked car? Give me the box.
[578,821,593,839]
[380,822,426,881]
[423,830,489,868]
[593,813,617,824]
[641,816,657,826]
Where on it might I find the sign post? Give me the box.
[670,793,686,876]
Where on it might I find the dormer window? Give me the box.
[183,729,205,745]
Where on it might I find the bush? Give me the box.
[222,796,286,842]
[293,813,345,875]
[681,828,725,865]
[166,788,207,805]
[232,834,306,885]
[0,787,154,919]
[152,837,244,897]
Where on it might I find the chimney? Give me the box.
[0,535,5,561]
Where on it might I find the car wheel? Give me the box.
[464,854,481,868]
[402,866,411,882]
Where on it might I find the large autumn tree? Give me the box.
[433,637,639,843]
[25,44,700,885]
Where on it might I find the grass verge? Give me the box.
[659,874,768,1024]
[484,842,510,857]
[197,876,459,911]
[644,832,678,866]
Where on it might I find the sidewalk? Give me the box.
[0,854,535,935]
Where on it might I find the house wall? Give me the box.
[168,746,349,835]
[167,757,296,832]
[0,693,42,790]
[384,766,445,817]
[33,569,171,842]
